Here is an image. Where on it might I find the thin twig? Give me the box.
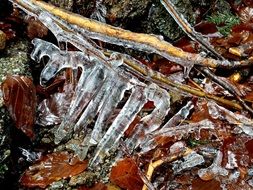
[160,0,224,60]
[161,0,253,114]
[196,66,253,114]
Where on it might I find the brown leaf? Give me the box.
[124,116,141,138]
[1,75,37,139]
[110,158,143,190]
[79,182,107,190]
[20,151,88,188]
[25,17,48,39]
[192,178,221,190]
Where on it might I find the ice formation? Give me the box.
[16,0,179,165]
[207,101,253,136]
[13,0,253,172]
[172,151,205,173]
[31,38,172,165]
[198,151,228,180]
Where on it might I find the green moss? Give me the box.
[0,164,8,176]
[207,12,240,36]
[188,139,209,148]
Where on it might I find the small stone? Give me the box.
[0,30,6,50]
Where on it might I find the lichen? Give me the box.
[0,39,31,84]
[144,0,196,41]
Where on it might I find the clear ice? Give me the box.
[207,101,253,136]
[31,36,173,165]
[172,151,205,173]
[198,150,228,179]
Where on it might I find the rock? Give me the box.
[0,30,6,50]
[0,39,31,183]
[0,39,31,84]
[144,0,196,41]
[0,107,11,184]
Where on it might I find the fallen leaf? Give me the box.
[192,178,221,190]
[20,151,88,188]
[1,75,37,139]
[110,158,143,190]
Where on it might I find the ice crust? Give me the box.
[32,38,172,165]
[25,3,176,165]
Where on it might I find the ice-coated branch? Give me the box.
[160,0,224,60]
[10,0,243,72]
[10,0,246,111]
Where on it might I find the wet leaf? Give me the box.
[25,17,48,39]
[20,151,88,188]
[79,182,107,190]
[36,71,76,126]
[124,116,141,138]
[1,75,37,139]
[192,178,221,190]
[110,158,143,190]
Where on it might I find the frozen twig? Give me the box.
[160,0,224,60]
[9,0,244,111]
[160,0,253,114]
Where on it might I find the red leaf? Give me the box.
[1,75,37,139]
[79,182,107,190]
[110,158,143,190]
[124,116,141,138]
[194,22,218,35]
[245,139,253,160]
[192,178,221,190]
[25,17,48,39]
[174,37,198,53]
[20,151,88,188]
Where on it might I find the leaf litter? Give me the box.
[1,0,253,189]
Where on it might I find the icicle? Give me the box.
[140,119,214,153]
[157,101,194,134]
[54,65,106,144]
[89,80,130,145]
[31,38,95,85]
[74,76,118,132]
[172,151,205,173]
[198,151,228,180]
[125,83,170,152]
[90,85,149,166]
[207,101,253,136]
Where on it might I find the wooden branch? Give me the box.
[12,0,238,69]
[11,0,244,110]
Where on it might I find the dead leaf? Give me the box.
[20,151,88,188]
[192,178,221,190]
[110,158,143,190]
[1,75,37,139]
